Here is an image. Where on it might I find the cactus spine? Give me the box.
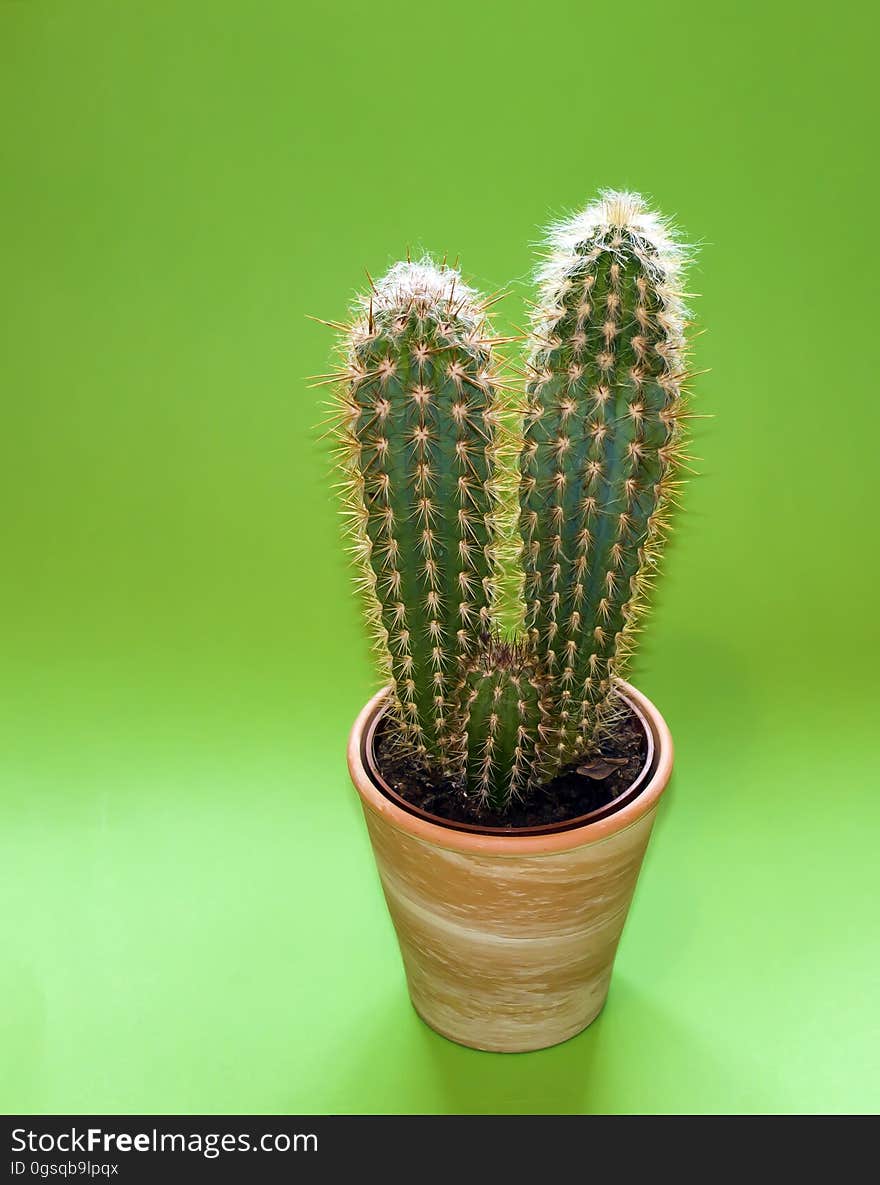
[335,260,502,766]
[519,191,689,769]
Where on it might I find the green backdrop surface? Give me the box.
[1,0,877,1114]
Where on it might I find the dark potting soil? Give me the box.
[372,703,649,831]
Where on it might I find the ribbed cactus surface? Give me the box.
[450,638,553,810]
[336,260,501,766]
[519,191,688,768]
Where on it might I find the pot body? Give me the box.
[347,680,673,1053]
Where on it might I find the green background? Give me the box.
[2,0,877,1115]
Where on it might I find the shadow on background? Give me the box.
[328,975,769,1114]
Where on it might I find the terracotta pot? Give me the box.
[347,680,674,1053]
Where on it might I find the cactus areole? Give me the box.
[330,191,692,827]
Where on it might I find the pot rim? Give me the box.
[348,679,674,856]
[364,687,655,836]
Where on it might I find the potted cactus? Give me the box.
[329,191,692,1052]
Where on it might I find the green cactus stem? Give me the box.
[449,638,554,811]
[334,259,503,766]
[519,191,691,770]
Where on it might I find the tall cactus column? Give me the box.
[335,261,502,767]
[519,192,690,768]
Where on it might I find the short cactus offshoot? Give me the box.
[519,191,691,770]
[327,192,693,815]
[450,638,555,810]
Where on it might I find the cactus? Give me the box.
[327,191,693,814]
[449,637,554,810]
[518,191,690,769]
[333,259,504,767]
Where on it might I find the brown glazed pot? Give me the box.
[347,680,673,1053]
